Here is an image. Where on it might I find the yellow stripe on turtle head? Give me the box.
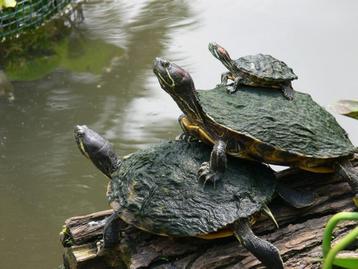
[156,68,175,88]
[79,140,90,159]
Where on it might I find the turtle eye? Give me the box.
[75,125,85,136]
[162,59,170,68]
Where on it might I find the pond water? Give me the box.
[1,0,358,268]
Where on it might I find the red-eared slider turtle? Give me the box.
[74,125,307,269]
[153,58,358,205]
[208,42,297,100]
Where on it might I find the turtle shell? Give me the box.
[235,54,297,82]
[107,140,276,237]
[197,86,355,158]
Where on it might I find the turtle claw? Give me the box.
[96,239,105,256]
[226,86,235,94]
[198,162,210,173]
[198,162,221,187]
[226,84,238,94]
[177,132,199,142]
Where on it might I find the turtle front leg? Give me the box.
[220,72,238,93]
[97,210,121,256]
[220,72,243,94]
[176,132,199,142]
[176,114,200,142]
[336,160,358,207]
[198,140,227,186]
[228,75,245,94]
[220,71,233,86]
[233,219,284,269]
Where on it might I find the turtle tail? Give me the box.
[233,219,284,269]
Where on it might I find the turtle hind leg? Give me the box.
[336,160,358,207]
[233,219,284,269]
[281,82,295,100]
[276,182,316,208]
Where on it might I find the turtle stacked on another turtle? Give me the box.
[72,46,357,269]
[208,42,297,100]
[153,57,358,206]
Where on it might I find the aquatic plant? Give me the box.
[332,100,358,120]
[322,212,358,269]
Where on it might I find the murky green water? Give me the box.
[0,0,358,268]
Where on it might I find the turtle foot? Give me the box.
[225,85,238,94]
[198,162,222,187]
[176,132,199,142]
[96,239,106,256]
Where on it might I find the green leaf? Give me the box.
[331,100,358,120]
[0,0,17,9]
[334,257,358,269]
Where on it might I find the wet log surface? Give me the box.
[61,166,358,269]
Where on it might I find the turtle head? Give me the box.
[74,125,121,179]
[208,42,233,70]
[153,57,205,122]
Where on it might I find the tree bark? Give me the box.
[61,167,358,269]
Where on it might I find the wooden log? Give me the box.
[61,210,113,247]
[61,168,358,269]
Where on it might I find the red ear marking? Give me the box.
[176,67,187,77]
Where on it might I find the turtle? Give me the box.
[152,57,358,206]
[74,125,312,269]
[208,42,298,100]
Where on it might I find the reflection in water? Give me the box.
[0,1,194,268]
[89,0,197,147]
[0,70,15,102]
[0,1,358,269]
